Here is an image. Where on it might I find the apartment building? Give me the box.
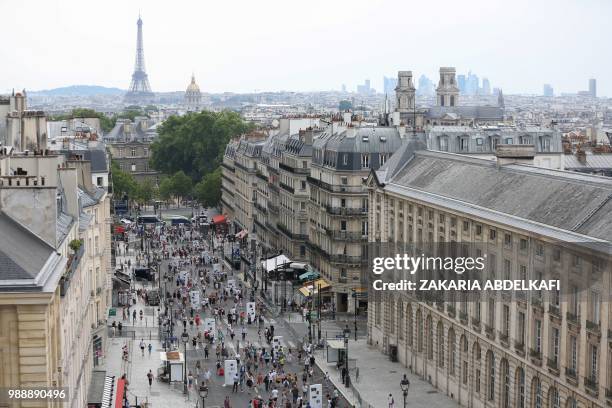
[0,149,111,407]
[367,142,612,408]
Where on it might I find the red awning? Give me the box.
[115,378,126,408]
[211,215,227,224]
[114,225,125,234]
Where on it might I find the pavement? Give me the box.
[104,213,460,408]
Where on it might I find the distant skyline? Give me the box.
[0,0,609,96]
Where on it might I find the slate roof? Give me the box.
[564,153,612,169]
[386,151,612,241]
[426,106,504,121]
[0,212,56,280]
[57,211,73,244]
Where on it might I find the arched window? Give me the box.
[460,335,468,385]
[473,342,482,397]
[450,95,455,107]
[548,387,560,408]
[407,304,413,347]
[399,301,404,340]
[565,397,577,408]
[427,315,434,360]
[437,321,445,368]
[515,367,525,408]
[486,350,495,401]
[501,358,510,408]
[449,328,456,375]
[531,377,542,408]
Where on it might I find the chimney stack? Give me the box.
[496,144,535,167]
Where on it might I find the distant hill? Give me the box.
[30,85,125,96]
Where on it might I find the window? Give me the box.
[502,305,510,336]
[300,245,306,257]
[476,138,483,146]
[341,176,348,185]
[590,344,598,380]
[96,176,103,186]
[591,290,600,324]
[535,242,544,257]
[144,147,148,156]
[476,225,482,235]
[487,352,495,400]
[380,154,387,166]
[131,148,136,156]
[504,138,513,145]
[501,359,510,408]
[504,233,512,247]
[131,163,136,172]
[503,259,511,280]
[489,229,496,240]
[488,298,495,325]
[520,238,528,250]
[439,137,449,151]
[533,378,542,408]
[340,220,347,231]
[361,154,370,168]
[463,221,469,231]
[301,181,306,190]
[516,368,525,408]
[534,319,542,353]
[517,311,525,345]
[450,95,455,107]
[568,335,577,372]
[551,327,559,365]
[460,137,469,152]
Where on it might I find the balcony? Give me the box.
[268,203,279,214]
[471,318,481,331]
[514,341,525,356]
[60,243,85,297]
[256,171,268,182]
[447,305,456,318]
[268,183,279,194]
[529,349,542,366]
[234,161,255,173]
[220,197,234,211]
[220,162,235,172]
[485,324,495,340]
[327,230,367,242]
[307,176,364,194]
[547,358,560,375]
[279,182,295,194]
[586,320,601,335]
[548,304,561,320]
[329,254,364,265]
[276,223,308,241]
[254,202,267,215]
[605,388,612,402]
[566,312,581,331]
[584,377,599,397]
[565,367,578,385]
[279,162,309,174]
[498,331,509,346]
[531,297,544,315]
[221,174,235,184]
[324,205,368,217]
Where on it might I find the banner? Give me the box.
[246,302,256,322]
[224,359,238,386]
[309,384,322,408]
[189,290,200,309]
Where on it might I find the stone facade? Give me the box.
[367,147,612,408]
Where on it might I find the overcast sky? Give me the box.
[0,0,608,96]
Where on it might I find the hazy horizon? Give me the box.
[1,0,609,96]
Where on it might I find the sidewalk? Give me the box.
[314,339,460,408]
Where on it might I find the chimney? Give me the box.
[496,144,535,167]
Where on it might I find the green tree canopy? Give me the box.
[111,161,137,198]
[193,168,222,208]
[134,178,155,205]
[170,171,192,202]
[158,177,173,202]
[150,110,253,181]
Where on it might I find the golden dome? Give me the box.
[186,74,200,93]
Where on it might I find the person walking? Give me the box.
[388,393,395,408]
[224,396,231,408]
[139,339,145,356]
[147,370,154,388]
[232,371,239,393]
[147,343,152,357]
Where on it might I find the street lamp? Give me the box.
[344,324,350,388]
[181,329,189,394]
[198,385,208,408]
[400,374,410,407]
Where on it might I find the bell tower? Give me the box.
[436,67,459,107]
[395,71,416,113]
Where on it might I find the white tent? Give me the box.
[261,254,291,273]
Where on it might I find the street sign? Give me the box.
[108,308,116,317]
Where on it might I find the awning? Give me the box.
[211,215,227,224]
[261,254,292,273]
[326,339,346,349]
[298,278,331,296]
[113,225,125,234]
[87,371,109,405]
[299,271,320,281]
[236,229,248,239]
[115,378,126,408]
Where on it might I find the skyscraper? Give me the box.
[589,78,597,97]
[383,76,398,95]
[417,75,435,97]
[125,16,154,103]
[482,78,491,95]
[457,74,466,94]
[543,84,554,97]
[466,71,479,95]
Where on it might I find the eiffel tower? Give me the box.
[124,16,154,103]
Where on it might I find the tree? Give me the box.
[150,110,253,181]
[50,108,115,133]
[111,161,137,198]
[193,168,221,208]
[170,171,192,203]
[158,177,173,203]
[135,178,155,206]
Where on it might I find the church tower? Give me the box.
[395,71,416,113]
[436,67,459,107]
